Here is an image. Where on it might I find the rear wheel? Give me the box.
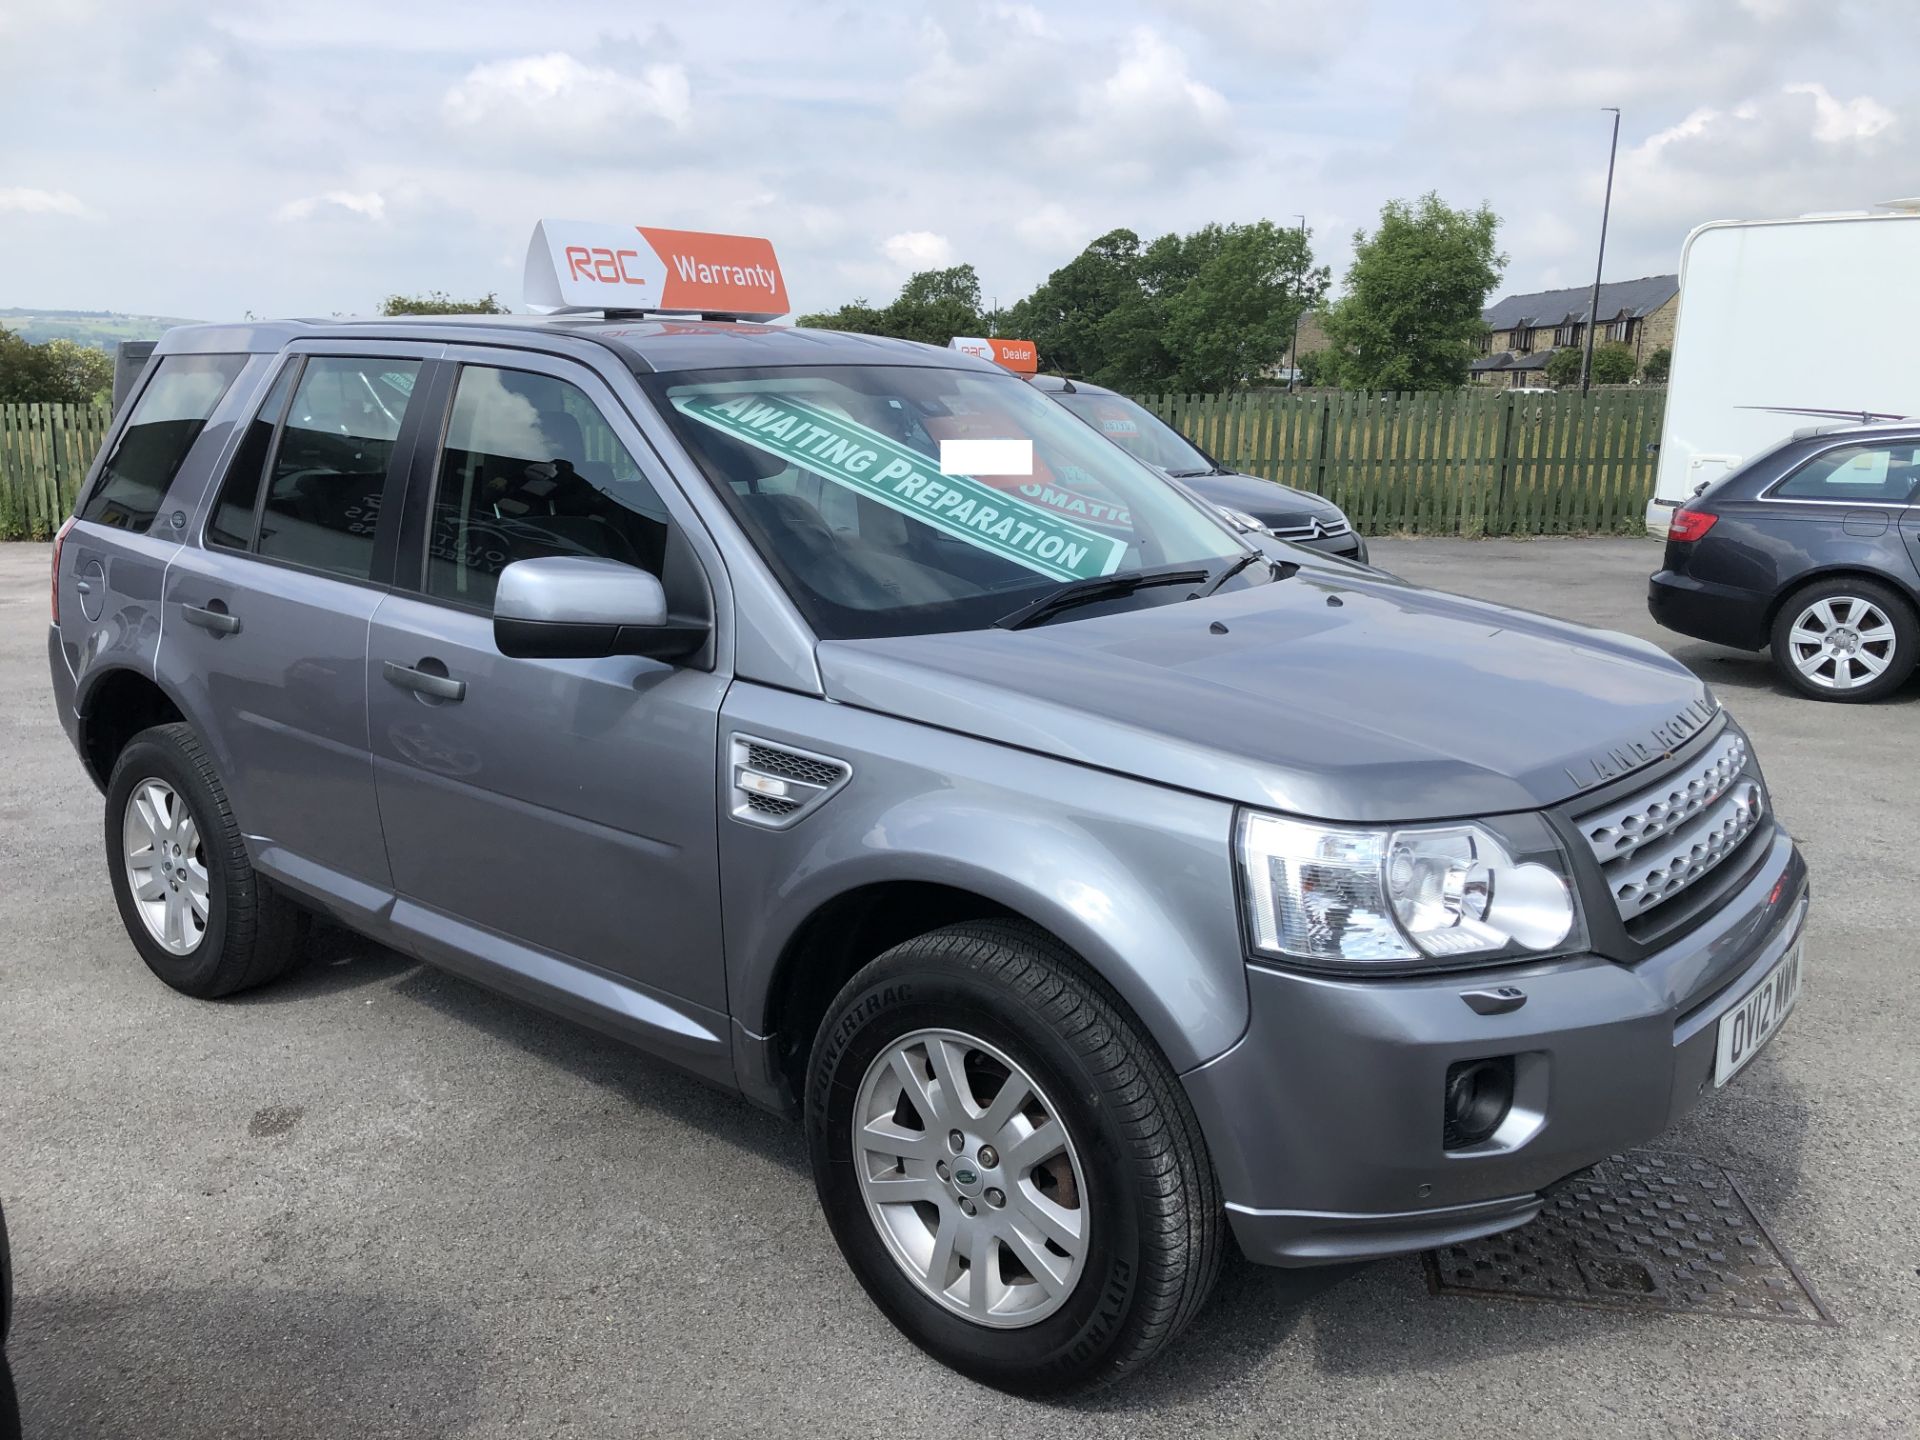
[806,921,1223,1395]
[104,723,308,997]
[1770,577,1917,702]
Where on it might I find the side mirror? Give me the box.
[492,557,707,662]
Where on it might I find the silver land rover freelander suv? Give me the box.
[48,228,1808,1395]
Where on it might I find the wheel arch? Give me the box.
[1764,564,1920,637]
[752,851,1249,1101]
[75,666,190,790]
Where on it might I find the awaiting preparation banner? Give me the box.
[672,392,1128,582]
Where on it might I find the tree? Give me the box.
[796,264,985,347]
[1544,343,1635,388]
[1319,194,1506,390]
[793,298,889,333]
[1296,349,1338,387]
[1159,221,1329,391]
[1007,222,1328,391]
[1642,345,1672,384]
[378,291,508,316]
[1004,229,1146,381]
[0,331,114,403]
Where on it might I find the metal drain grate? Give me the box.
[1424,1150,1833,1325]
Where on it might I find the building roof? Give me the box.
[1482,274,1679,330]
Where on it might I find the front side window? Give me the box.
[650,364,1246,640]
[78,354,246,531]
[255,357,420,579]
[425,365,672,609]
[1775,442,1920,504]
[1049,389,1215,476]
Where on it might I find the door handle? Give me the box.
[383,660,466,702]
[182,602,241,636]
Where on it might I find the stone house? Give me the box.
[1471,275,1678,387]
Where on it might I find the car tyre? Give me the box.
[806,920,1223,1395]
[1769,576,1918,703]
[104,723,308,997]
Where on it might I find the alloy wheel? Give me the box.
[1786,595,1897,691]
[122,779,209,955]
[852,1029,1088,1328]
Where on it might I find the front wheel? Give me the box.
[806,921,1223,1395]
[1770,577,1917,702]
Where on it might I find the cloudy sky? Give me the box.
[1,0,1912,322]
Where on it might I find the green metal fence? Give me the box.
[1136,388,1666,536]
[2,389,1667,543]
[1,402,112,540]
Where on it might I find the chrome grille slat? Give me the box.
[1577,731,1767,920]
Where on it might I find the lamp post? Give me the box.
[1288,214,1307,392]
[1578,108,1621,396]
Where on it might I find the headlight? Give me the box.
[1236,812,1583,969]
[1214,505,1267,534]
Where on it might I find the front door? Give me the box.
[364,351,730,1025]
[164,347,434,903]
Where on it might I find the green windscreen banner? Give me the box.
[672,392,1128,582]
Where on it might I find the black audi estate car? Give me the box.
[1650,422,1920,701]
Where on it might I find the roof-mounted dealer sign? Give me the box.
[524,221,790,320]
[948,336,1038,374]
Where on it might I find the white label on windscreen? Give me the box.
[939,438,1033,477]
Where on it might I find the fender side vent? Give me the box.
[729,735,851,829]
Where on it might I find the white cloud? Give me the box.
[1146,0,1362,63]
[274,190,387,223]
[442,51,691,141]
[881,231,955,269]
[1784,81,1895,143]
[0,187,96,218]
[1082,26,1227,134]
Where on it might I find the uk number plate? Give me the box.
[1714,942,1803,1087]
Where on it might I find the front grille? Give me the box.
[1268,516,1351,541]
[1575,731,1767,922]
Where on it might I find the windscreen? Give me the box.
[650,364,1245,639]
[1049,388,1214,474]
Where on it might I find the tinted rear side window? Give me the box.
[207,359,299,550]
[255,358,420,580]
[78,354,246,531]
[1775,442,1920,504]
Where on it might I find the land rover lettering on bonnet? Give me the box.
[47,219,1809,1396]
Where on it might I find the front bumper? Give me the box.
[1182,824,1808,1266]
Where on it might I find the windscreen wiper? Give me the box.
[1196,549,1272,597]
[993,565,1211,631]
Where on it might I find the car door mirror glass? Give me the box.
[492,556,704,661]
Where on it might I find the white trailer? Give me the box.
[1647,207,1920,536]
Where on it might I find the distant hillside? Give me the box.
[0,307,202,351]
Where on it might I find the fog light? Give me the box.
[1443,1057,1515,1150]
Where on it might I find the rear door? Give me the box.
[1763,437,1920,587]
[163,343,438,907]
[364,347,731,1032]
